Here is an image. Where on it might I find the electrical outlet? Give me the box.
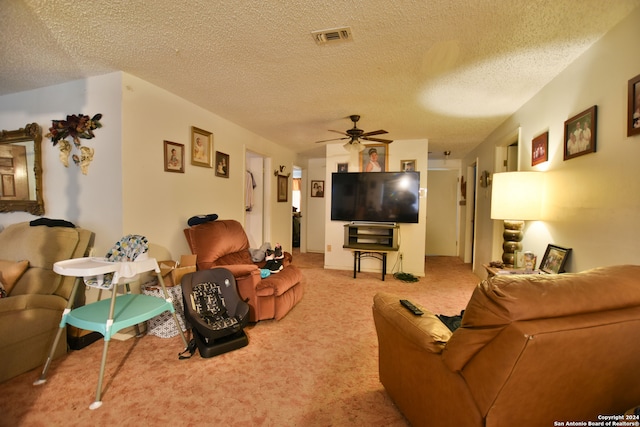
[327,244,331,252]
[399,252,403,260]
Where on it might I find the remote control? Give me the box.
[400,299,423,316]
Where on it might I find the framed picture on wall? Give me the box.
[360,144,388,172]
[163,140,184,173]
[215,151,229,178]
[191,126,213,167]
[401,159,416,172]
[310,180,324,197]
[628,73,640,137]
[531,132,548,166]
[563,106,597,161]
[277,175,288,202]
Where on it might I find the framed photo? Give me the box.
[215,151,229,178]
[360,144,388,172]
[401,159,416,172]
[310,180,324,197]
[337,162,348,173]
[277,174,288,202]
[628,73,640,137]
[513,251,525,268]
[163,140,184,173]
[564,106,597,161]
[191,126,213,167]
[531,132,548,166]
[540,244,572,274]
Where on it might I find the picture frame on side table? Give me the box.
[337,162,348,173]
[564,106,597,161]
[540,244,572,274]
[513,251,525,269]
[215,151,229,178]
[277,174,288,202]
[163,140,184,173]
[532,132,548,166]
[628,73,640,137]
[191,126,213,167]
[360,144,388,172]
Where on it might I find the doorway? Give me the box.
[245,150,266,248]
[426,169,459,256]
[292,166,302,248]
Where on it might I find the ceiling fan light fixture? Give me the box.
[342,141,366,153]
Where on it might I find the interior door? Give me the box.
[426,169,458,256]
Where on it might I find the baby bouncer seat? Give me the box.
[181,268,250,358]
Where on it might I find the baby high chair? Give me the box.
[35,235,189,410]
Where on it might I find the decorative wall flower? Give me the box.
[46,113,103,174]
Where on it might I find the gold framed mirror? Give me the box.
[0,123,45,215]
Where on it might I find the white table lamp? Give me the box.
[491,172,543,266]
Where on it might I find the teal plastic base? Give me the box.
[65,294,175,340]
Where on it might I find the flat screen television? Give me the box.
[330,171,420,223]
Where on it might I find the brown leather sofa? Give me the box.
[0,222,94,383]
[184,219,303,322]
[373,265,640,427]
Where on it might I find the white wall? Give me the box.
[463,6,640,274]
[323,139,429,277]
[0,73,124,254]
[120,73,297,258]
[0,72,298,259]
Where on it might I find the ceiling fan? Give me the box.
[315,115,393,151]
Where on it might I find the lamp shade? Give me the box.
[491,172,543,220]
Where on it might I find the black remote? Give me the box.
[400,299,423,316]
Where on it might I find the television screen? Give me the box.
[330,172,420,223]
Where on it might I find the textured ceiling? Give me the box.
[1,0,639,159]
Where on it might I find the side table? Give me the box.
[347,249,393,281]
[34,256,189,410]
[483,264,542,278]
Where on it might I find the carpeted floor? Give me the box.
[0,252,480,426]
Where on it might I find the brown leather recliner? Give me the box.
[373,265,640,427]
[184,219,303,322]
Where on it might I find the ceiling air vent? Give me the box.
[311,26,353,45]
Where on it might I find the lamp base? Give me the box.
[502,220,524,267]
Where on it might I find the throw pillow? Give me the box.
[0,259,29,295]
[0,280,6,298]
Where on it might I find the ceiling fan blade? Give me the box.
[362,136,393,143]
[328,129,349,136]
[361,129,388,137]
[315,136,349,143]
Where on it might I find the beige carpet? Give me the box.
[0,253,480,426]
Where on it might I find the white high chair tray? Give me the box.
[53,256,159,283]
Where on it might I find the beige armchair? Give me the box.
[0,222,94,383]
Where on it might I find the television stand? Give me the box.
[343,222,399,281]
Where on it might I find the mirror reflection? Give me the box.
[0,123,45,215]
